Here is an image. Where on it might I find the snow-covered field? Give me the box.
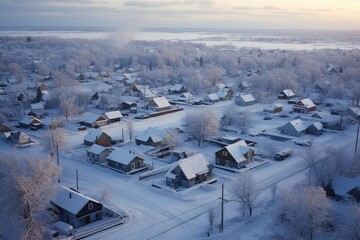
[0,98,356,240]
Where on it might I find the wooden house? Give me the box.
[165,154,212,188]
[235,93,255,106]
[278,89,296,100]
[19,115,42,129]
[7,131,31,145]
[51,186,103,229]
[147,96,171,112]
[263,103,283,113]
[215,140,255,169]
[333,176,360,201]
[30,103,45,118]
[106,148,144,173]
[87,144,112,163]
[83,129,111,147]
[80,113,108,128]
[169,84,187,94]
[280,119,307,137]
[216,88,233,101]
[293,98,316,114]
[135,127,175,147]
[104,111,123,123]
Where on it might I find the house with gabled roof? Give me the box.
[169,84,187,94]
[19,115,42,129]
[7,131,31,145]
[30,102,45,118]
[51,186,103,229]
[307,122,323,136]
[147,96,171,112]
[204,93,220,104]
[235,93,255,106]
[178,92,194,102]
[80,113,108,128]
[215,140,255,169]
[104,111,123,123]
[280,119,307,137]
[278,89,296,99]
[216,88,233,101]
[165,154,212,188]
[293,98,316,114]
[106,148,145,173]
[83,129,111,147]
[135,127,175,147]
[87,144,112,163]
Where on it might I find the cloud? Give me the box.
[183,0,214,6]
[123,1,181,8]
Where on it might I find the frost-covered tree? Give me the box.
[342,203,360,240]
[278,186,332,240]
[0,155,60,240]
[230,172,258,216]
[183,110,219,146]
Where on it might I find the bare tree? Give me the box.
[230,172,258,216]
[278,186,331,240]
[0,155,60,240]
[183,109,219,146]
[342,202,360,240]
[126,118,134,141]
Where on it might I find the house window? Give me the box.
[223,151,228,156]
[88,202,93,210]
[131,162,135,169]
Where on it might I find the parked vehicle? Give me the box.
[78,125,87,131]
[294,140,311,147]
[263,115,272,120]
[274,149,293,160]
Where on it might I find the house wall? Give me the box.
[306,125,322,136]
[281,124,304,137]
[95,134,111,147]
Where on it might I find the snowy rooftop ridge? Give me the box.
[107,147,142,165]
[178,154,210,180]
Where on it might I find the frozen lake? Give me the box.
[1,28,360,50]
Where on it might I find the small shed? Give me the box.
[235,93,255,106]
[106,148,144,173]
[306,122,323,136]
[147,96,171,112]
[278,89,296,99]
[264,103,283,113]
[204,93,220,104]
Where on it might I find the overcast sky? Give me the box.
[0,0,359,30]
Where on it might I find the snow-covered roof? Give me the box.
[216,89,229,98]
[180,92,193,99]
[107,148,142,165]
[87,144,108,155]
[281,89,295,97]
[19,115,42,125]
[169,84,184,91]
[311,122,323,130]
[151,96,171,108]
[205,93,220,101]
[288,119,307,132]
[238,93,255,102]
[30,102,44,110]
[298,98,316,108]
[178,154,210,180]
[104,111,123,120]
[136,127,170,143]
[84,129,102,142]
[224,140,251,163]
[333,176,360,198]
[51,186,100,215]
[81,113,106,124]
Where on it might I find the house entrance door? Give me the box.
[225,161,230,167]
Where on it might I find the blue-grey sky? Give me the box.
[0,0,359,30]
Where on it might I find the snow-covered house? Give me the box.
[19,115,42,129]
[333,176,360,201]
[135,127,175,147]
[293,98,316,114]
[166,154,212,188]
[216,88,233,101]
[215,140,255,169]
[278,89,296,100]
[204,93,220,104]
[235,93,255,106]
[30,102,45,118]
[170,148,196,163]
[106,148,144,173]
[84,72,101,80]
[87,144,112,163]
[280,119,307,137]
[51,186,103,229]
[83,129,111,147]
[169,84,187,94]
[104,111,123,123]
[120,101,137,111]
[311,112,342,130]
[306,122,323,136]
[7,131,31,145]
[350,106,360,121]
[179,92,194,102]
[80,113,108,128]
[147,96,171,112]
[263,103,283,113]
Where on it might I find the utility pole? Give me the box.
[56,144,60,183]
[355,120,360,162]
[76,168,79,191]
[221,183,224,233]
